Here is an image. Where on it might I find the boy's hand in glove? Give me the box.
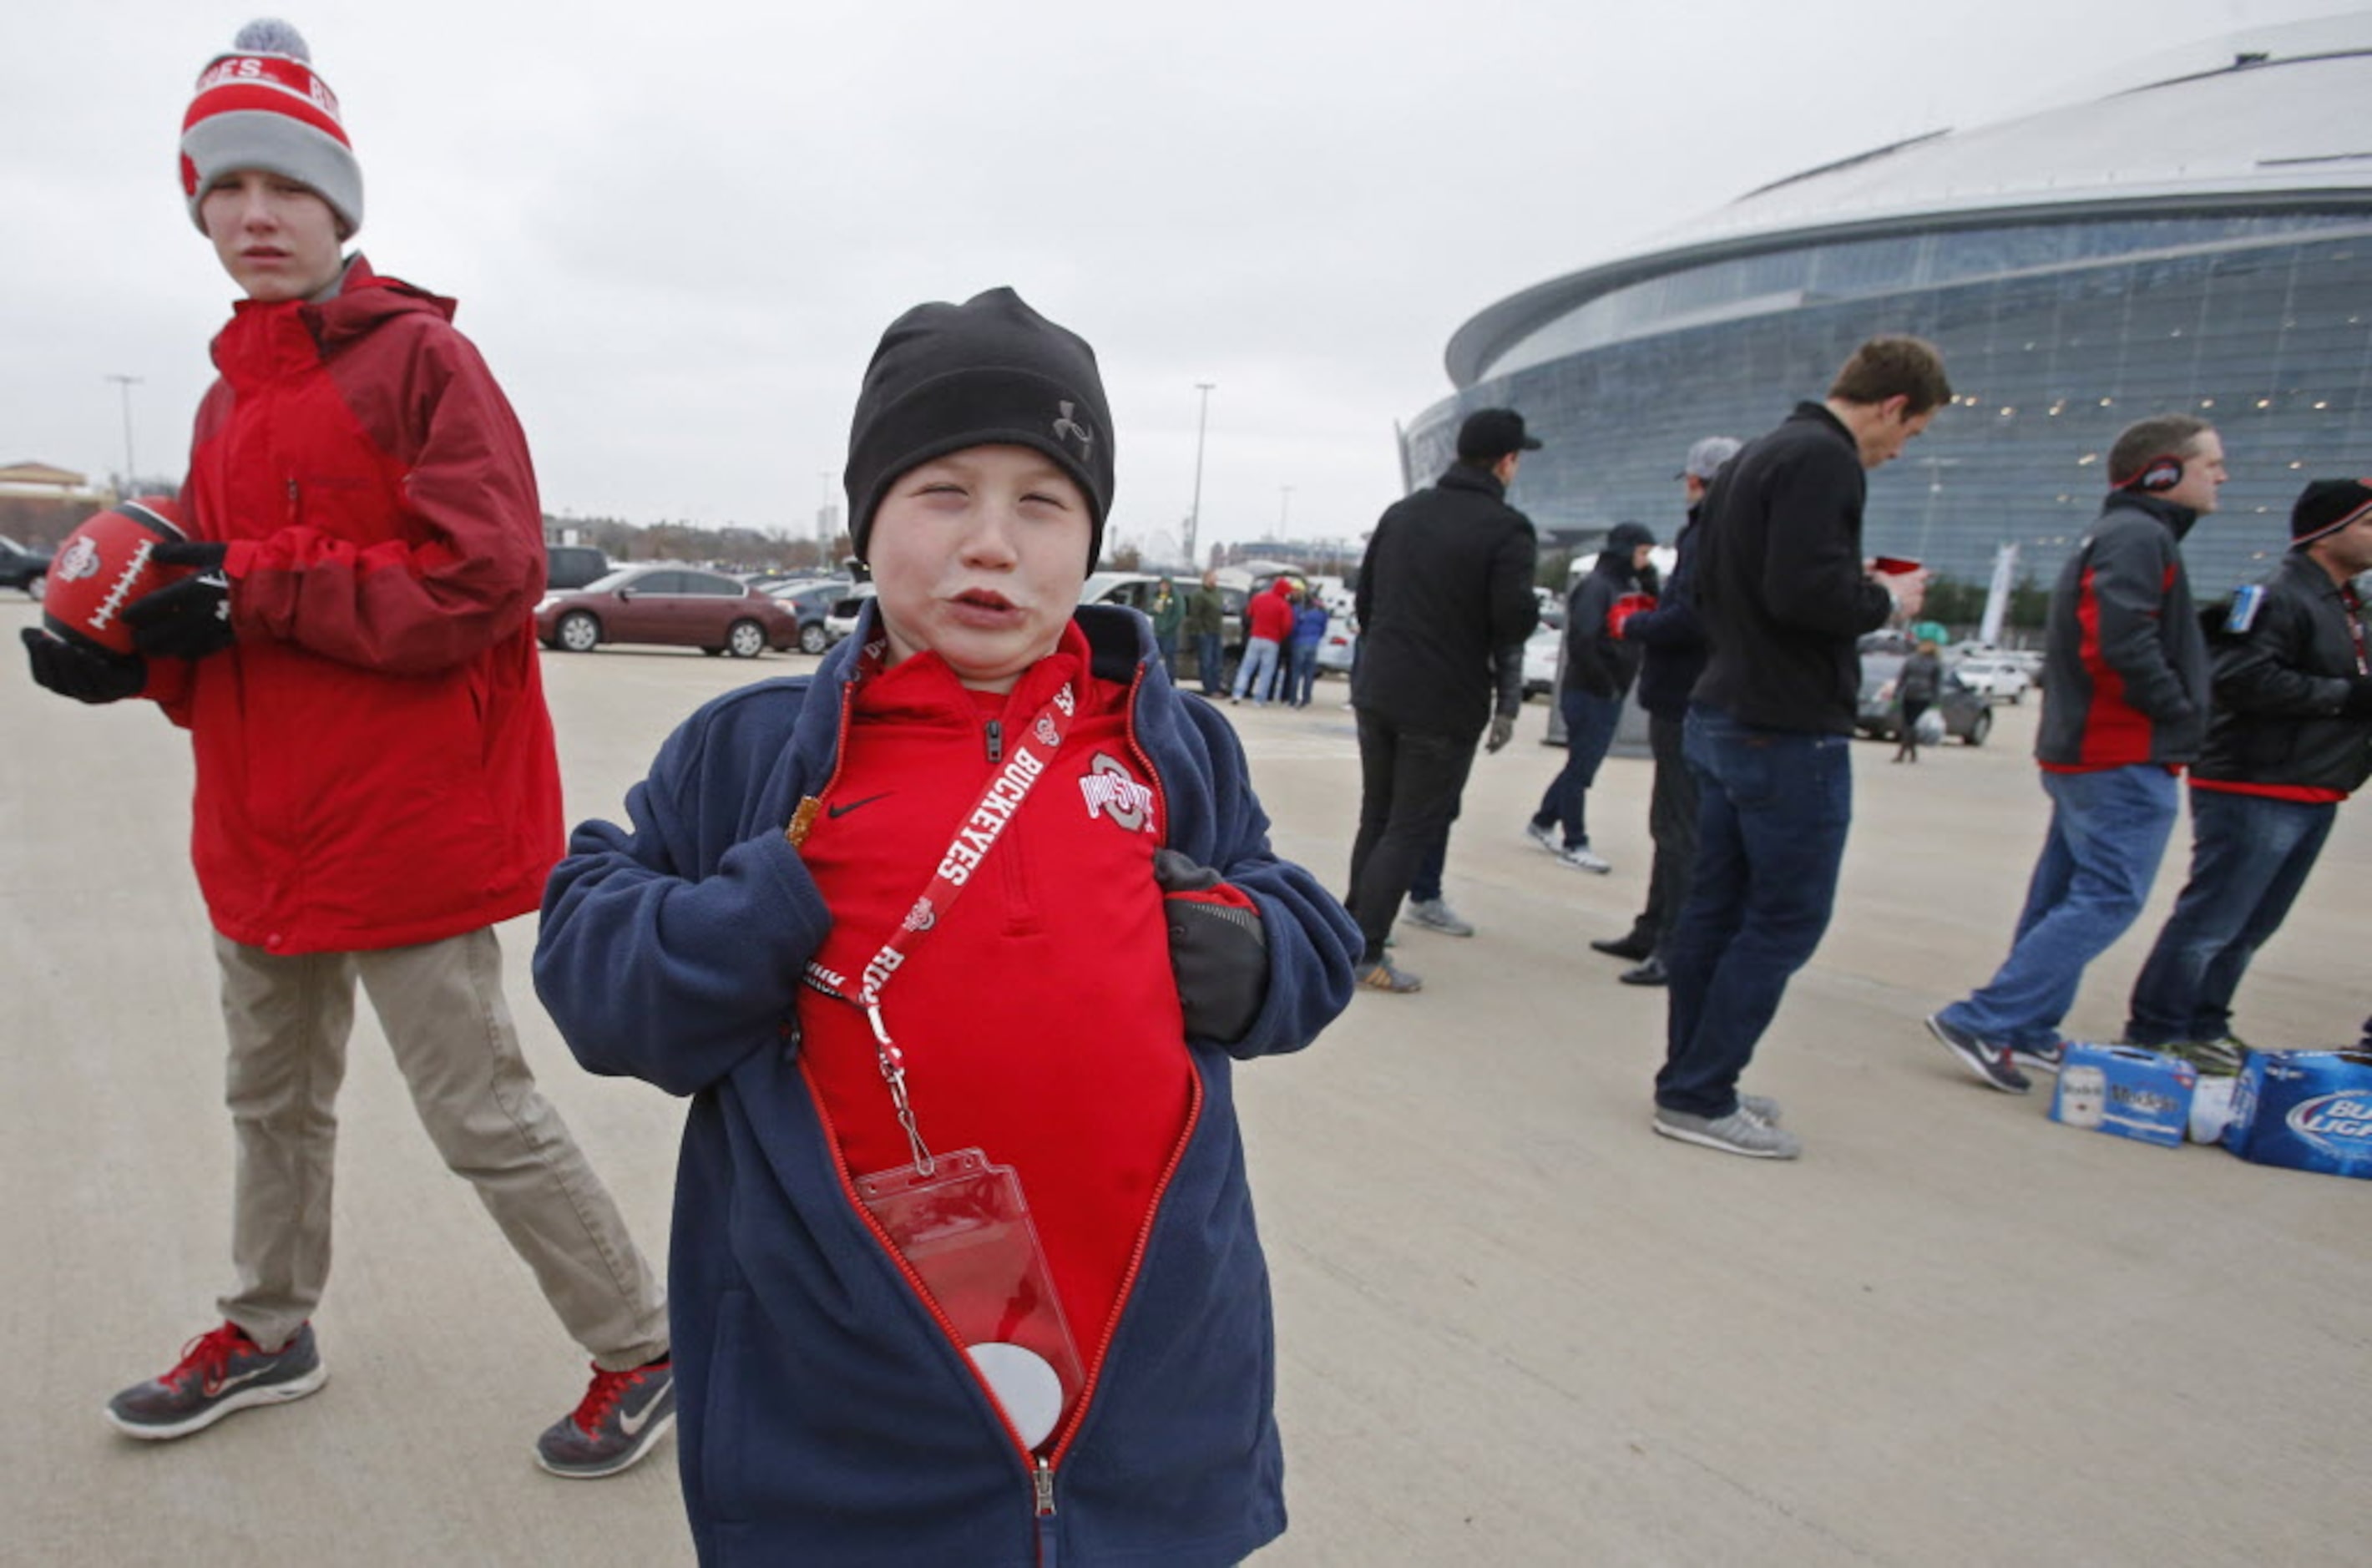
[21,628,145,705]
[124,541,235,660]
[1486,712,1516,753]
[1153,848,1267,1044]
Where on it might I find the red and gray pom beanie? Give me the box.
[180,19,362,238]
[844,288,1115,569]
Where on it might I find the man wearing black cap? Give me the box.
[1345,408,1542,992]
[2121,478,2372,1068]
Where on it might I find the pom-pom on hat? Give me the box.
[180,19,362,238]
[844,288,1115,569]
[2289,478,2372,549]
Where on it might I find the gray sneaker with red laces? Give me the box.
[535,1358,675,1479]
[105,1321,326,1440]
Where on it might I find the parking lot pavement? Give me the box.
[7,619,2368,1566]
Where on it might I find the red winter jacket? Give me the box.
[1246,580,1295,643]
[150,258,561,954]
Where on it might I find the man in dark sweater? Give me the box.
[1653,339,1948,1158]
[1346,407,1541,993]
[1592,435,1740,984]
[2120,478,2372,1069]
[1928,415,2224,1093]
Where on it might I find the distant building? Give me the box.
[1404,17,2372,594]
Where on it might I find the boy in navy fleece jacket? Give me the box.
[533,288,1359,1567]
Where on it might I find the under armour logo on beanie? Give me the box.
[844,288,1117,569]
[180,19,362,238]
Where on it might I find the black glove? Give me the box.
[1486,712,1516,754]
[124,540,234,660]
[21,626,146,705]
[2344,676,2372,718]
[1152,849,1267,1045]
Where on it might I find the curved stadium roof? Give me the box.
[1448,13,2372,387]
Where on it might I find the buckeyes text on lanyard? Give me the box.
[844,680,1075,1176]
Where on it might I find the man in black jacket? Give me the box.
[1592,436,1740,984]
[1928,414,2223,1095]
[2122,478,2372,1067]
[1654,339,1947,1158]
[1525,521,1656,873]
[1346,407,1541,992]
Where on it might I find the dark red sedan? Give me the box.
[535,564,805,658]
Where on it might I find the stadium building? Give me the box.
[1405,16,2372,597]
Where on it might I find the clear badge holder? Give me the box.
[855,1148,1086,1449]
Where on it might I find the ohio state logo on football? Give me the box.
[58,538,101,583]
[1080,753,1154,832]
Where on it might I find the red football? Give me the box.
[42,498,188,656]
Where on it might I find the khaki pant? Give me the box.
[215,927,667,1369]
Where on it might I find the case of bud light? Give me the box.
[2050,1044,2196,1149]
[2223,1050,2372,1180]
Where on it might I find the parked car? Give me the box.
[544,544,610,592]
[535,564,803,656]
[764,579,844,655]
[1521,622,1562,699]
[1954,655,2033,704]
[824,582,877,645]
[1315,615,1357,673]
[1084,573,1248,685]
[1857,653,1992,745]
[2,535,52,599]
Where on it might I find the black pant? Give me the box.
[1347,711,1479,964]
[1633,709,1700,951]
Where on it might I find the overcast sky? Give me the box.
[1,1,2339,558]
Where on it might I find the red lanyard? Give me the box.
[805,668,1079,1174]
[2346,584,2368,676]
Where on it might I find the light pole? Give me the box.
[1278,485,1293,532]
[1186,382,1214,568]
[104,374,142,492]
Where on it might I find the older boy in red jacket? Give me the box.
[21,20,670,1477]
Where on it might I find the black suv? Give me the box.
[2,536,52,599]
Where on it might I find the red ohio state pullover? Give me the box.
[794,627,1195,1378]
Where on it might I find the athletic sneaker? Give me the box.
[1524,819,1561,855]
[1737,1093,1783,1125]
[1402,898,1477,938]
[1357,958,1423,994]
[2173,1036,2249,1075]
[105,1321,326,1440]
[1555,844,1612,874]
[2011,1039,2066,1075]
[1651,1107,1803,1160]
[536,1358,675,1479]
[1924,1014,2031,1095]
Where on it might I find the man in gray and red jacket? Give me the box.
[1929,414,2227,1094]
[2122,478,2372,1067]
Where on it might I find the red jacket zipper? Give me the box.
[802,645,1203,1545]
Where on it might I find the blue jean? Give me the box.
[1233,637,1281,703]
[1193,631,1224,695]
[2124,788,2338,1045]
[1939,764,2181,1053]
[1287,641,1321,706]
[1530,690,1625,849]
[1656,709,1854,1118]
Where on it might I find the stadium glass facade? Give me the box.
[1406,210,2372,599]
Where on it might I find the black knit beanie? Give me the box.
[845,287,1115,568]
[2290,478,2372,549]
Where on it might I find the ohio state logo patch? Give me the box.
[58,537,101,582]
[902,896,937,933]
[1080,752,1155,832]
